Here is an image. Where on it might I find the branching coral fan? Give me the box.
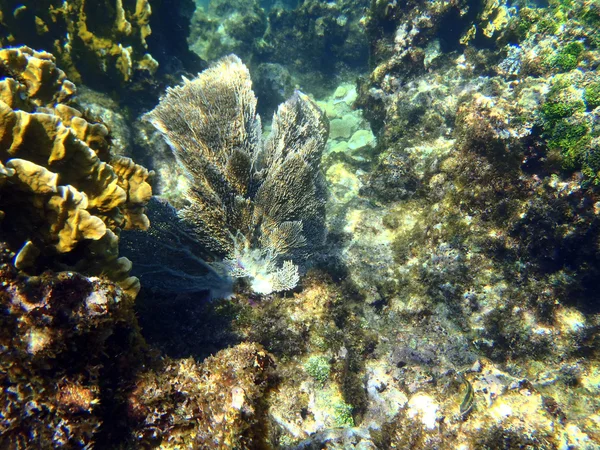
[146,55,329,295]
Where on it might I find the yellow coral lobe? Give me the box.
[6,158,58,194]
[0,78,28,109]
[135,0,152,46]
[14,240,40,270]
[0,101,18,150]
[115,0,133,35]
[47,186,107,252]
[109,155,152,230]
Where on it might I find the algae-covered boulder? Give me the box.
[127,342,275,447]
[187,0,369,96]
[0,46,152,296]
[262,0,370,90]
[0,247,143,449]
[189,0,268,65]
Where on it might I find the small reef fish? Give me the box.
[458,373,474,418]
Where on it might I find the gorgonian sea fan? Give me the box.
[145,55,328,294]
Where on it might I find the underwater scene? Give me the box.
[1,0,600,448]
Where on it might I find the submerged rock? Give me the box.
[0,247,142,448]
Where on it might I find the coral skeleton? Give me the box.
[146,55,328,294]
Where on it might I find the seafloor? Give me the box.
[1,0,600,448]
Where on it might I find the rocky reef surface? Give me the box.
[1,0,600,448]
[188,0,370,116]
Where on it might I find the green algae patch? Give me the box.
[541,97,585,123]
[552,42,585,72]
[304,355,331,385]
[548,122,592,170]
[584,83,600,110]
[332,401,355,427]
[539,77,600,183]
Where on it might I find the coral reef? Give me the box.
[146,55,329,294]
[127,342,275,447]
[362,0,473,89]
[0,0,203,107]
[0,243,278,449]
[270,0,600,446]
[0,46,152,295]
[231,273,374,443]
[3,0,600,448]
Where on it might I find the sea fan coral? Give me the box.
[145,55,329,294]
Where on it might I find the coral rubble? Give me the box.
[0,46,152,296]
[146,55,329,294]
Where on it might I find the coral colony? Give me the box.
[0,47,151,297]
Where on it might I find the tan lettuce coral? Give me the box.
[0,1,158,86]
[68,0,158,83]
[110,155,152,230]
[0,46,151,297]
[0,46,76,107]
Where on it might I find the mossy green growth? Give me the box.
[552,42,584,72]
[515,8,540,39]
[540,82,599,183]
[548,121,591,169]
[581,143,600,183]
[304,355,331,385]
[541,98,585,122]
[541,80,586,123]
[537,17,559,35]
[584,83,600,110]
[516,9,558,39]
[332,401,354,427]
[580,4,600,27]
